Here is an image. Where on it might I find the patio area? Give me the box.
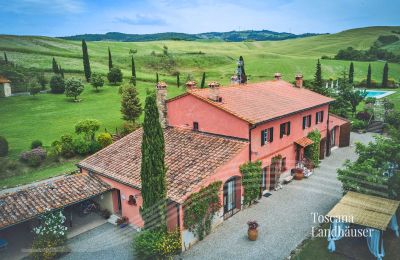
[182,132,376,260]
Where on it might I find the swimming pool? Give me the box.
[365,90,395,99]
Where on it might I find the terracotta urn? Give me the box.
[293,168,304,180]
[248,228,258,241]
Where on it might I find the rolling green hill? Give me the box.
[0,26,399,87]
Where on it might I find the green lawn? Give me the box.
[0,82,184,158]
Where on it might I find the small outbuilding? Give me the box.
[0,76,11,97]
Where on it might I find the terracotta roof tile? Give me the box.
[188,80,334,124]
[0,76,10,84]
[295,137,314,147]
[79,127,248,203]
[0,174,111,229]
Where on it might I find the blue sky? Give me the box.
[0,0,399,36]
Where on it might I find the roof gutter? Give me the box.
[248,124,257,162]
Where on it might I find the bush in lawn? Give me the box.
[133,229,181,259]
[0,136,8,157]
[97,132,113,148]
[89,141,102,154]
[19,147,47,167]
[351,119,367,131]
[48,141,62,162]
[107,67,123,85]
[37,73,48,90]
[65,78,84,102]
[356,111,372,122]
[50,75,65,94]
[60,134,75,158]
[364,97,377,105]
[75,119,100,142]
[72,138,91,155]
[385,111,400,129]
[31,140,43,149]
[119,122,140,137]
[90,72,104,92]
[32,210,68,260]
[29,79,41,96]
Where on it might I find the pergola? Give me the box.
[326,191,399,259]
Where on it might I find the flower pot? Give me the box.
[248,228,258,241]
[293,168,304,180]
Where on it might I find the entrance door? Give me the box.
[116,189,122,214]
[269,163,276,190]
[223,178,236,218]
[261,167,269,194]
[331,127,337,148]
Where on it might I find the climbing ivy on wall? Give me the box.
[305,130,321,168]
[183,181,222,241]
[240,161,262,206]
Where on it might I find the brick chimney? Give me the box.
[208,81,221,102]
[295,74,303,88]
[274,73,282,80]
[185,80,197,91]
[156,81,168,128]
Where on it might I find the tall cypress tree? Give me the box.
[3,52,8,64]
[60,65,65,78]
[176,72,180,87]
[366,63,372,88]
[382,62,389,88]
[52,57,59,74]
[140,91,167,230]
[81,40,91,82]
[108,47,113,71]
[156,72,159,83]
[200,72,206,88]
[130,56,136,86]
[349,62,354,84]
[314,59,323,87]
[237,56,247,84]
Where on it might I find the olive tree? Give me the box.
[65,78,84,101]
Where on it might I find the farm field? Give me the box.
[0,26,400,187]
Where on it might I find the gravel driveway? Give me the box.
[181,133,375,260]
[61,223,137,260]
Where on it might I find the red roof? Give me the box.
[295,137,314,147]
[184,80,334,124]
[78,127,248,203]
[0,76,10,84]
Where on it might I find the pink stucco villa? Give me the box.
[78,74,350,249]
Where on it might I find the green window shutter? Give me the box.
[287,122,291,135]
[269,127,274,142]
[303,116,306,129]
[321,111,324,122]
[308,115,312,127]
[280,124,284,138]
[261,130,266,146]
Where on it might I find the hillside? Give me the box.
[60,30,321,42]
[0,26,399,86]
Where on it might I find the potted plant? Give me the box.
[293,168,304,180]
[247,220,259,241]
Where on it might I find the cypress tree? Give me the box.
[108,47,113,71]
[314,59,323,87]
[131,56,136,86]
[237,56,247,84]
[4,52,8,64]
[140,91,167,230]
[52,57,59,74]
[382,62,389,88]
[176,72,180,87]
[200,72,206,88]
[81,40,91,82]
[156,72,159,83]
[367,63,372,88]
[60,66,65,79]
[349,62,354,84]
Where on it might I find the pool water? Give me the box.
[365,90,394,98]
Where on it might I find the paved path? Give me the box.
[61,223,137,260]
[182,133,375,260]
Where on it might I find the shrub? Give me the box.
[357,79,377,88]
[0,136,8,157]
[351,119,367,131]
[365,97,376,105]
[65,78,84,101]
[89,141,102,154]
[72,138,91,155]
[31,140,43,149]
[133,229,181,260]
[75,119,100,141]
[97,133,113,148]
[119,122,140,137]
[356,111,372,121]
[305,130,321,168]
[60,134,75,158]
[107,67,123,85]
[90,72,104,91]
[37,73,48,90]
[48,141,62,162]
[49,75,65,94]
[385,111,400,129]
[29,79,41,96]
[20,147,47,167]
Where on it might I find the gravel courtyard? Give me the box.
[181,133,375,260]
[61,223,137,260]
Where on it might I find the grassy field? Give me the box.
[0,26,400,187]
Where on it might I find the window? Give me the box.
[193,122,199,131]
[280,122,291,138]
[316,111,324,124]
[261,127,274,146]
[302,115,312,129]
